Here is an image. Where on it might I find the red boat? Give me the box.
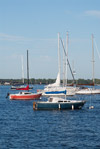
[16,85,29,90]
[9,92,42,100]
[11,84,33,90]
[8,50,42,100]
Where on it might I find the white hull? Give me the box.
[76,88,100,95]
[66,86,78,96]
[38,86,78,96]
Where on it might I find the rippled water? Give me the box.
[0,85,100,149]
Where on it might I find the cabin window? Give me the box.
[24,92,31,94]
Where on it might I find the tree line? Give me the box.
[0,78,100,85]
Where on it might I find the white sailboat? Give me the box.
[61,32,78,96]
[41,33,66,97]
[76,34,100,95]
[42,72,66,97]
[39,33,77,97]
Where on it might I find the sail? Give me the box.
[46,72,60,87]
[55,72,60,86]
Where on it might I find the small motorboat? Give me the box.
[9,92,42,100]
[33,97,86,110]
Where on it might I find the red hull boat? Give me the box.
[9,92,42,100]
[8,50,41,100]
[11,85,33,90]
[16,85,29,90]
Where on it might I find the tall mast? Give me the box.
[58,33,61,84]
[27,50,29,85]
[63,40,66,86]
[60,37,75,83]
[66,32,68,86]
[92,34,95,85]
[21,55,24,84]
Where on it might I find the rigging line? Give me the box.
[94,39,100,60]
[60,37,75,83]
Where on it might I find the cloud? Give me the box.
[0,33,57,43]
[85,10,100,18]
[0,33,32,42]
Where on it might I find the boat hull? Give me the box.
[39,87,77,96]
[76,89,100,95]
[10,93,41,100]
[33,100,86,110]
[11,86,33,90]
[42,90,67,97]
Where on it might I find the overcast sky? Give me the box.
[0,0,100,80]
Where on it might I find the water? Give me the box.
[0,85,100,149]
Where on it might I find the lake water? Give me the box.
[0,85,100,149]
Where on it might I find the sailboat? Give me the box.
[33,91,86,110]
[60,32,78,95]
[38,33,68,97]
[76,34,100,95]
[9,91,41,100]
[41,72,67,97]
[38,33,78,97]
[11,55,33,90]
[9,50,42,100]
[11,84,33,90]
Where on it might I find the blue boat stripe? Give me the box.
[45,90,66,94]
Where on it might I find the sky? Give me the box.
[0,0,100,80]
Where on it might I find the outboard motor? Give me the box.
[6,93,10,98]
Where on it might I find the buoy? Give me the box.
[89,106,94,109]
[72,105,74,110]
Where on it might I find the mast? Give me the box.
[58,33,61,85]
[92,34,95,86]
[66,32,68,86]
[21,55,24,84]
[27,50,29,85]
[63,32,68,87]
[63,40,66,86]
[60,37,75,84]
